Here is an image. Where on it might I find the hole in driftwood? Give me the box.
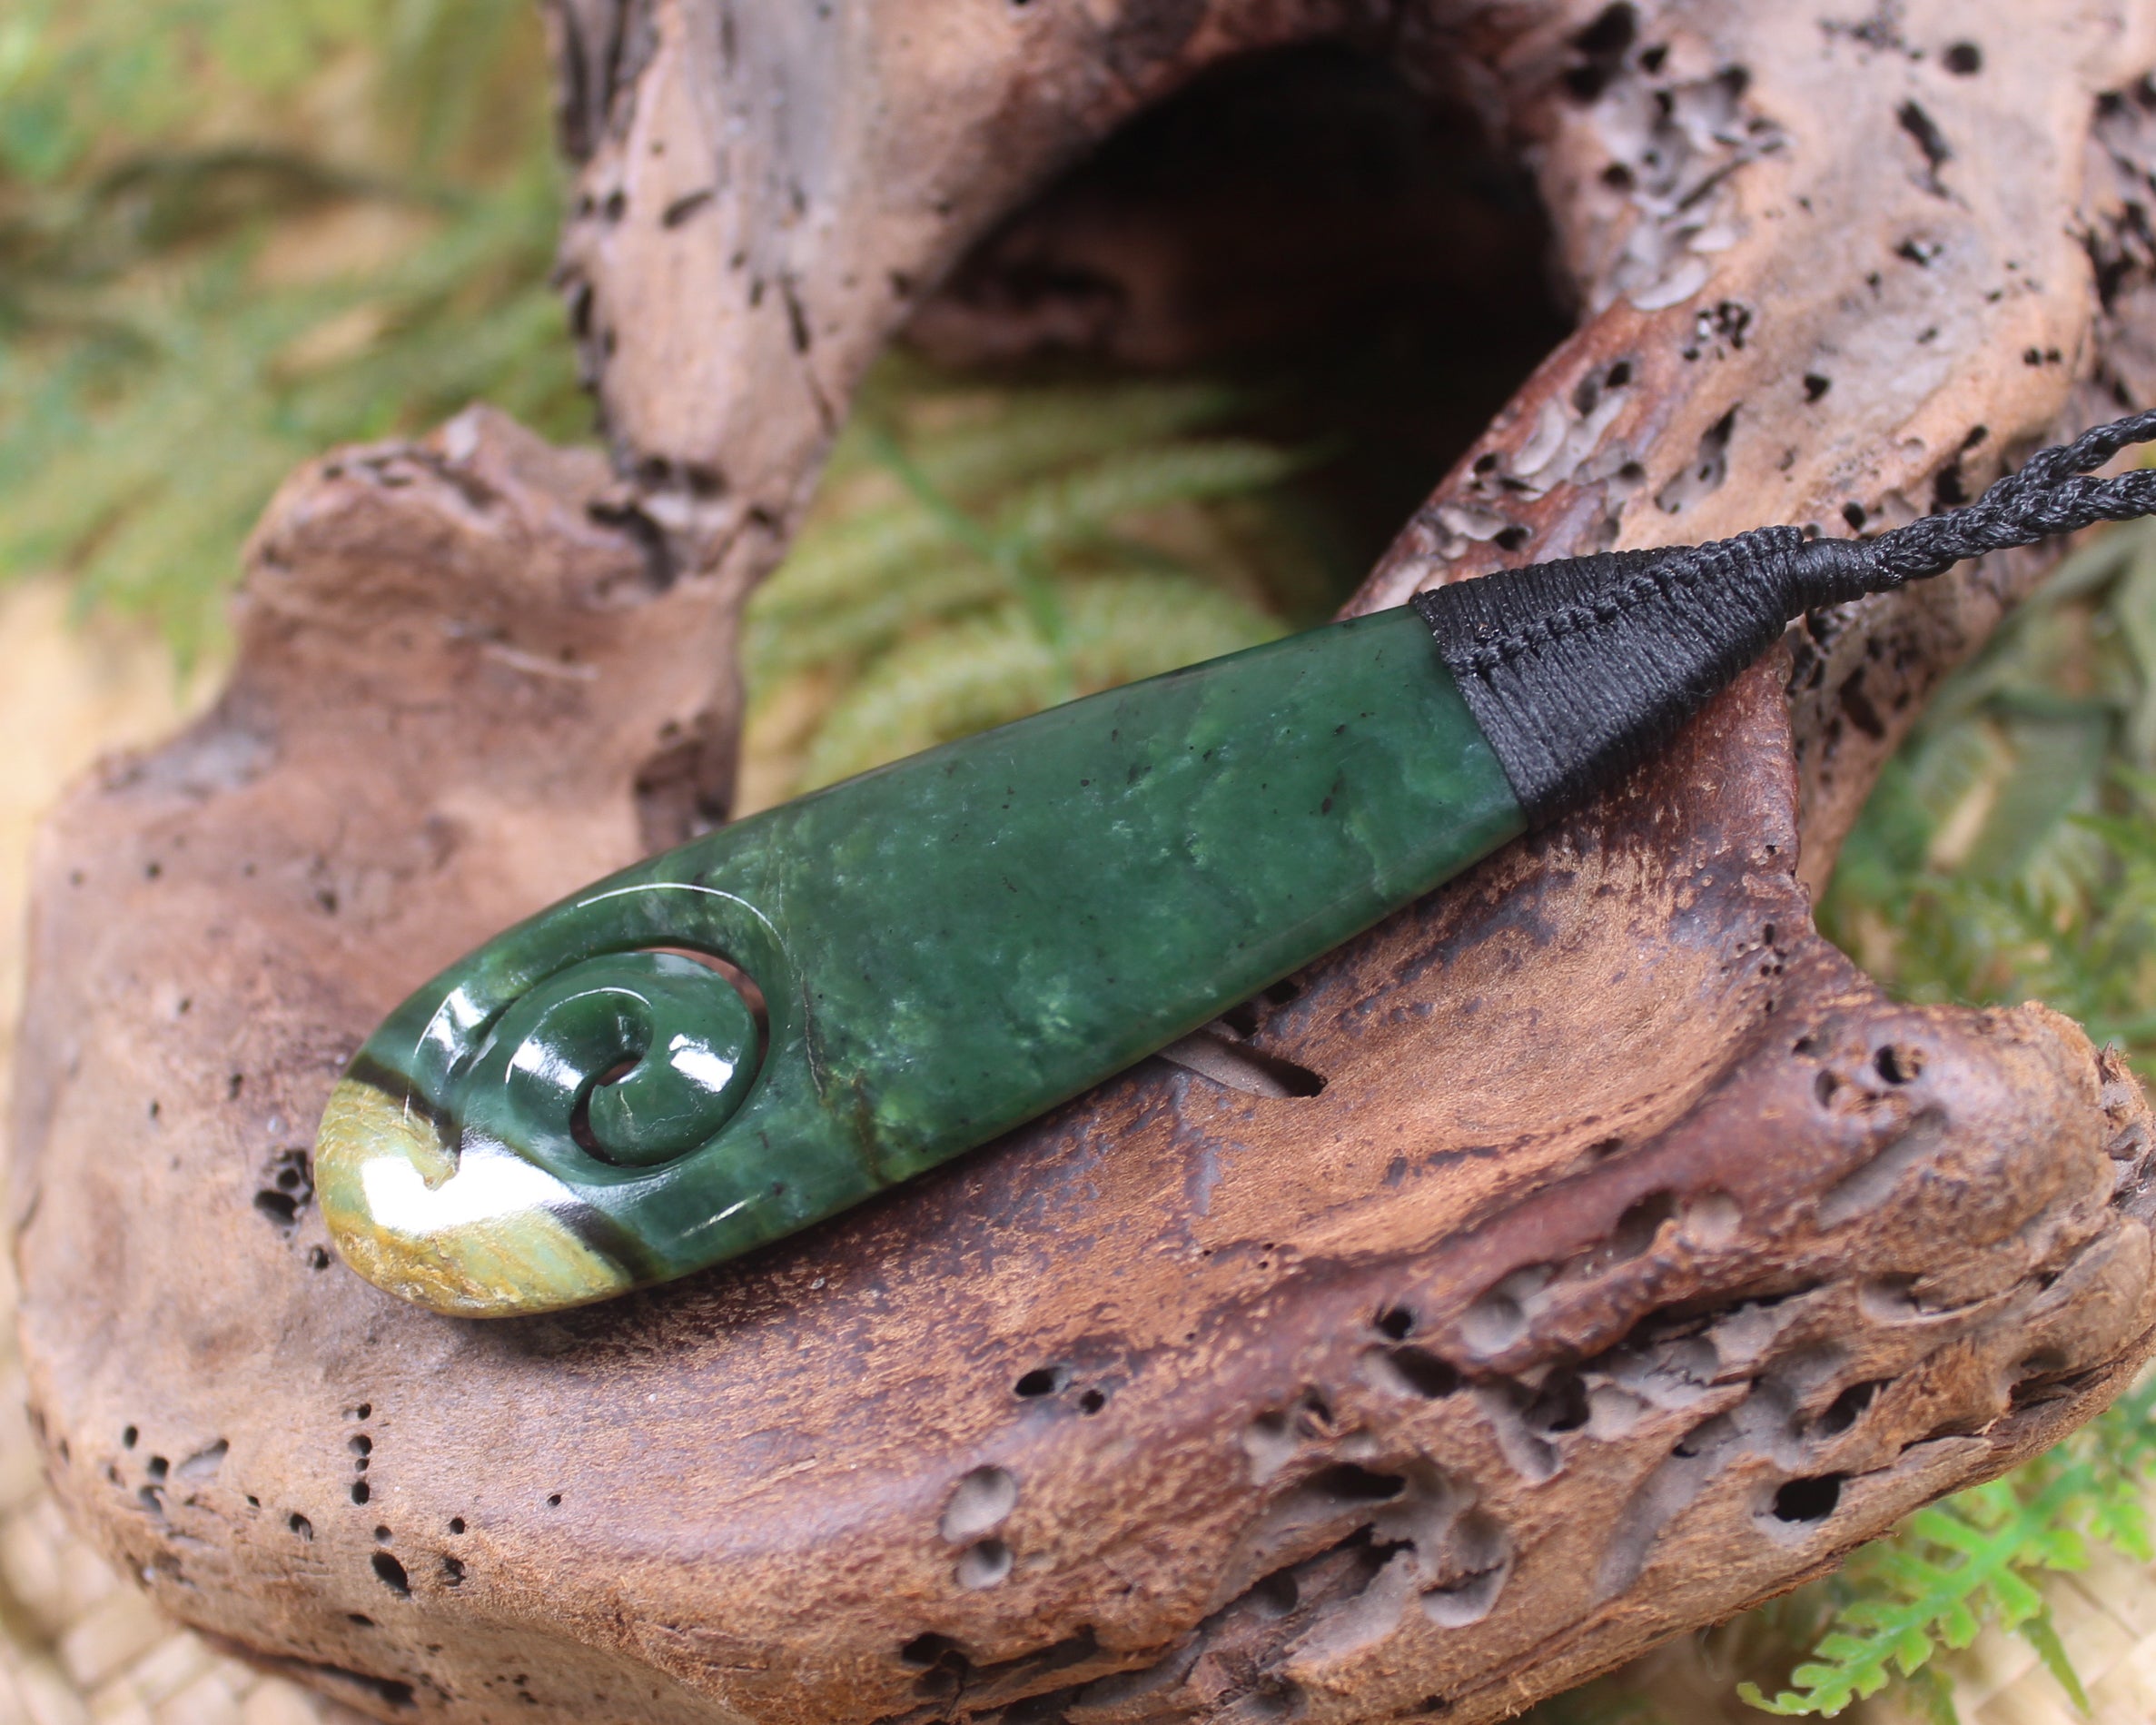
[312,1666,412,1710]
[177,1441,226,1482]
[1874,1043,1923,1085]
[253,1147,314,1233]
[1309,1464,1408,1504]
[1770,1474,1844,1524]
[1896,100,1953,196]
[1574,1190,1676,1272]
[1818,1110,1947,1226]
[899,1632,963,1670]
[1014,1366,1067,1398]
[1375,1341,1462,1399]
[1460,1266,1549,1353]
[913,1666,963,1702]
[940,1466,1018,1542]
[955,1539,1013,1589]
[2010,1348,2074,1407]
[1524,1372,1590,1435]
[1811,1380,1881,1438]
[1598,1413,1737,1596]
[371,1552,410,1596]
[1475,1385,1561,1482]
[1859,1274,1926,1322]
[1243,1407,1301,1482]
[904,1633,974,1700]
[1375,1305,1416,1340]
[1421,1509,1511,1627]
[1565,3,1637,103]
[253,1192,296,1226]
[1613,1192,1676,1254]
[906,39,1567,586]
[1655,406,1737,513]
[1157,1029,1325,1098]
[1685,1190,1743,1245]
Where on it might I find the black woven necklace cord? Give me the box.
[1412,406,2156,826]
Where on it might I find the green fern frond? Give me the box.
[751,435,1308,643]
[0,0,571,659]
[739,362,1330,806]
[796,575,1284,789]
[2017,1608,2092,1714]
[749,373,1248,609]
[1739,1378,2156,1719]
[1901,1664,1962,1725]
[992,437,1309,550]
[1820,514,2156,1073]
[880,376,1251,500]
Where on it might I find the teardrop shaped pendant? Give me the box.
[315,409,2156,1316]
[318,607,1522,1314]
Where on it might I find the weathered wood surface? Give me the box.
[17,3,2156,1722]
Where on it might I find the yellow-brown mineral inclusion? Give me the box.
[316,607,1524,1316]
[316,1078,635,1315]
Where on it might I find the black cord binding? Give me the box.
[1413,408,2156,825]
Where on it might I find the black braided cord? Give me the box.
[1413,408,2156,826]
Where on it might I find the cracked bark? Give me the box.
[17,4,2156,1724]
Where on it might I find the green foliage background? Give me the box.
[12,5,2156,1720]
[0,0,583,668]
[734,365,1353,806]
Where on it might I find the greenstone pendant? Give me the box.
[316,605,1523,1315]
[313,405,2156,1312]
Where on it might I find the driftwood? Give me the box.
[17,3,2156,1721]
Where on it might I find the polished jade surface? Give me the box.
[315,605,1526,1315]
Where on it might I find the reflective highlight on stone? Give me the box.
[315,1078,637,1315]
[316,606,1525,1315]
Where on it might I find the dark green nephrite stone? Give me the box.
[315,605,1525,1315]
